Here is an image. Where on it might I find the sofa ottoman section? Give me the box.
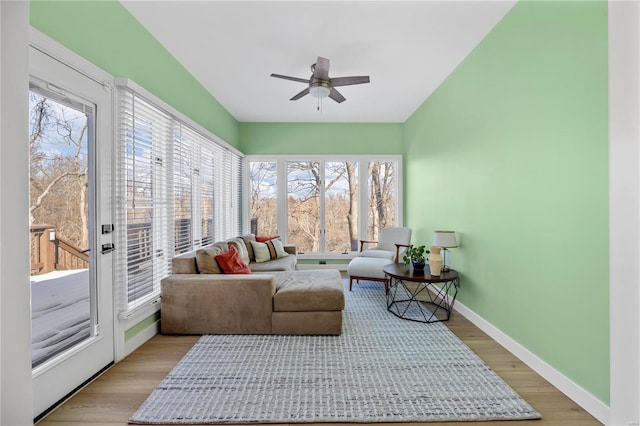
[271,270,344,335]
[161,274,276,335]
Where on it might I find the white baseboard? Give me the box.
[123,320,160,358]
[453,301,610,425]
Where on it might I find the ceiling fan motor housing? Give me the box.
[309,79,331,98]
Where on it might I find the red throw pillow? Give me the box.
[256,235,280,243]
[214,245,251,274]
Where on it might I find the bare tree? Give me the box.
[345,162,358,250]
[249,162,278,235]
[368,161,395,240]
[287,162,321,251]
[369,162,386,236]
[29,93,89,249]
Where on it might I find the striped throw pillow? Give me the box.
[250,239,289,263]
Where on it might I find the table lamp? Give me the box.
[433,230,457,272]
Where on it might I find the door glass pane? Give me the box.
[287,161,320,252]
[249,161,277,236]
[29,90,93,368]
[325,161,358,252]
[367,161,396,241]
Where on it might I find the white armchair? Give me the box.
[358,226,412,262]
[348,226,412,293]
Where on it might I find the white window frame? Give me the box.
[244,155,403,259]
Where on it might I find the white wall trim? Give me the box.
[124,320,160,358]
[453,301,610,425]
[608,1,640,425]
[29,28,113,90]
[1,2,33,424]
[116,299,161,361]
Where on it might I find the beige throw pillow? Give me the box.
[196,247,223,274]
[227,237,250,264]
[241,234,257,262]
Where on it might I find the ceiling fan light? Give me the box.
[309,85,330,99]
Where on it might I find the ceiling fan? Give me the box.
[270,56,370,104]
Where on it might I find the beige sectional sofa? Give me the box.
[161,234,345,335]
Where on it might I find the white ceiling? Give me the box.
[121,1,516,123]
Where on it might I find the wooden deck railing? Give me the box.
[55,236,89,270]
[30,225,89,275]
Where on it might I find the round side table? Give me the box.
[383,263,460,323]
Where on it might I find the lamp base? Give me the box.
[441,265,451,272]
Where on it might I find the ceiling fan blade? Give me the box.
[329,88,346,103]
[290,87,310,101]
[330,76,370,87]
[314,57,330,80]
[271,73,310,84]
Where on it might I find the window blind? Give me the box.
[115,82,243,316]
[200,141,215,246]
[115,90,173,313]
[212,146,243,240]
[231,151,243,237]
[173,124,193,255]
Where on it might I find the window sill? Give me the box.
[298,252,357,260]
[118,295,161,322]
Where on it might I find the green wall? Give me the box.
[30,0,239,147]
[240,122,404,155]
[405,1,609,403]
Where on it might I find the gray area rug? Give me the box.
[130,280,541,424]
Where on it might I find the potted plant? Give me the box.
[402,245,430,271]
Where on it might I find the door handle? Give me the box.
[101,243,115,254]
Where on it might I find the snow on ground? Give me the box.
[30,269,90,367]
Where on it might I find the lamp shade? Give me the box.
[433,230,457,248]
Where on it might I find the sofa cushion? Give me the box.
[271,239,289,258]
[227,237,250,264]
[360,248,395,260]
[196,247,224,274]
[272,270,344,312]
[241,234,257,262]
[172,256,198,274]
[251,239,289,263]
[215,246,251,274]
[213,241,229,252]
[248,254,296,272]
[256,235,279,242]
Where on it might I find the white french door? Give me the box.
[29,46,114,419]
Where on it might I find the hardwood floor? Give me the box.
[38,313,602,426]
